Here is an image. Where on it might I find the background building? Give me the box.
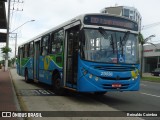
[0,0,7,42]
[0,0,7,60]
[142,44,160,72]
[100,6,142,31]
[100,6,160,73]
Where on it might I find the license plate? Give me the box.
[112,84,121,88]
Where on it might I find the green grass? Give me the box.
[141,76,160,83]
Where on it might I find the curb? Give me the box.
[9,69,24,120]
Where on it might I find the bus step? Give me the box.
[34,79,39,83]
[63,86,76,91]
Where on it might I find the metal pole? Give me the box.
[14,33,17,67]
[10,20,35,67]
[157,56,159,68]
[5,0,11,71]
[15,33,17,58]
[11,20,35,33]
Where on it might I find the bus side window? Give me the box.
[41,35,50,56]
[24,44,29,58]
[18,48,20,59]
[19,47,23,59]
[51,29,64,54]
[22,46,24,58]
[29,42,34,57]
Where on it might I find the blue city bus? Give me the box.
[17,13,140,95]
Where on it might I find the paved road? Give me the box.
[85,81,160,120]
[10,68,160,120]
[90,81,160,111]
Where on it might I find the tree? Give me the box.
[0,46,12,70]
[138,33,155,77]
[1,46,12,54]
[10,57,16,67]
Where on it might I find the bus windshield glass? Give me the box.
[82,29,139,64]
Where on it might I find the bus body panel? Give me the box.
[16,13,140,93]
[77,55,140,92]
[38,55,62,85]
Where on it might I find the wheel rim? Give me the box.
[55,78,61,90]
[25,71,28,81]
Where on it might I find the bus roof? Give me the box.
[18,13,138,47]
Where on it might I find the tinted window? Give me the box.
[155,68,160,72]
[124,9,129,17]
[24,44,29,57]
[51,30,64,54]
[41,35,50,56]
[29,42,34,57]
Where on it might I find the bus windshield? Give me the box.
[82,28,139,64]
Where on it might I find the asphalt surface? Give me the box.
[84,81,160,120]
[11,68,143,120]
[90,81,160,111]
[10,68,160,120]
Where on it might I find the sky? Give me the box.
[1,0,160,59]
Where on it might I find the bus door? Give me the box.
[34,40,40,80]
[64,22,80,88]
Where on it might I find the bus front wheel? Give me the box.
[24,69,29,83]
[52,73,64,95]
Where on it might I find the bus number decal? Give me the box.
[101,72,113,77]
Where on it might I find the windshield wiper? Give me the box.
[120,31,130,55]
[121,31,130,46]
[110,34,115,53]
[98,27,108,39]
[98,27,115,53]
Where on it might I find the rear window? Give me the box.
[155,68,160,72]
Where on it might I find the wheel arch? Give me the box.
[52,69,62,85]
[24,67,28,75]
[24,67,30,82]
[51,69,65,95]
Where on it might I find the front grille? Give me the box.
[94,65,136,71]
[100,77,131,80]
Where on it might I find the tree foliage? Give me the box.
[1,46,12,54]
[139,33,156,46]
[138,33,144,45]
[138,32,156,77]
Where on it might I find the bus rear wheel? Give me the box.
[24,69,29,83]
[52,73,64,95]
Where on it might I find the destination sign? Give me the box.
[84,15,138,31]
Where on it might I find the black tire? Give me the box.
[94,92,106,96]
[24,69,30,83]
[52,73,65,95]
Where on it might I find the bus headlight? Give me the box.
[83,70,88,75]
[95,77,99,81]
[89,74,93,79]
[131,70,139,81]
[82,68,88,75]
